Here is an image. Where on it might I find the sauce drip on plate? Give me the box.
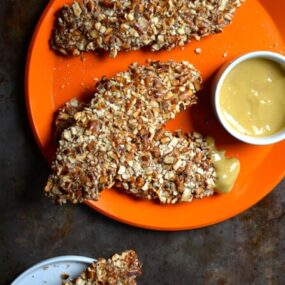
[207,137,240,193]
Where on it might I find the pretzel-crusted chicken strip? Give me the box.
[45,60,216,204]
[63,250,142,285]
[50,0,244,57]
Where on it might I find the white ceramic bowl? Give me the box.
[11,255,95,285]
[212,51,285,145]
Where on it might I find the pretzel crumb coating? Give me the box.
[50,0,244,57]
[45,60,216,204]
[62,250,142,285]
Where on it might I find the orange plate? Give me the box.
[26,0,285,230]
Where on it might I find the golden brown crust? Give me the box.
[45,60,216,204]
[62,250,142,285]
[50,0,244,57]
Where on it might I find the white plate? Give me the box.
[11,256,95,285]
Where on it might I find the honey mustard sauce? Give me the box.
[220,58,285,137]
[207,137,240,193]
